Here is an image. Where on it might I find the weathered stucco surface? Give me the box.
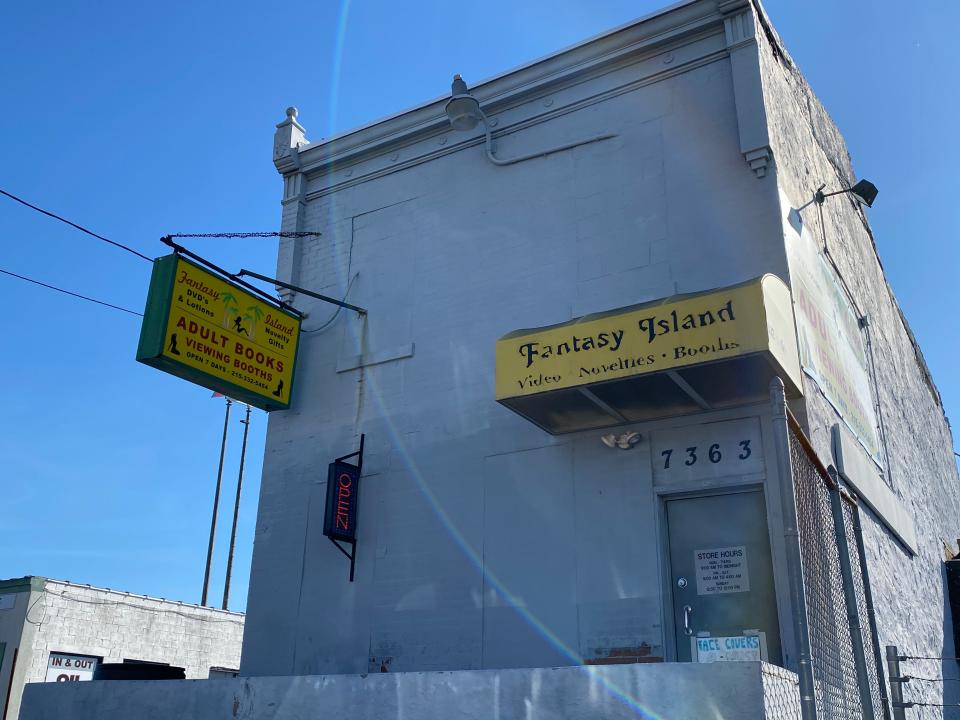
[244,4,790,677]
[242,0,960,690]
[753,0,960,706]
[0,580,34,720]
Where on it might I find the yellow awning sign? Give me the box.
[137,254,300,411]
[496,276,801,433]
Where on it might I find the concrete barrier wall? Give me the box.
[21,661,798,720]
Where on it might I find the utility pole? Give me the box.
[201,397,231,606]
[222,403,251,610]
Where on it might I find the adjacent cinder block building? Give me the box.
[0,577,243,719]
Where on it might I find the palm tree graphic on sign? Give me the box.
[245,305,263,340]
[221,292,239,330]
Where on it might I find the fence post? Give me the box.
[851,502,892,720]
[885,645,908,720]
[828,472,875,720]
[770,378,818,720]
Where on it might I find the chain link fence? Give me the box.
[763,663,804,720]
[788,418,888,720]
[842,501,887,719]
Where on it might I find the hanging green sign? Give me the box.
[136,254,300,411]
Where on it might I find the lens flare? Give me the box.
[314,5,672,715]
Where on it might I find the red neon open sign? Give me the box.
[323,460,360,542]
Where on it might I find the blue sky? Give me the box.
[2,0,957,611]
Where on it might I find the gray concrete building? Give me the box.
[20,0,960,717]
[1,577,243,719]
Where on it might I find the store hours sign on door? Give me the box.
[695,546,750,595]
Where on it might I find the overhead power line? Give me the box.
[168,232,321,239]
[0,268,143,317]
[0,188,153,262]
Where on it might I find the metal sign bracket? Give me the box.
[329,537,357,582]
[326,434,364,582]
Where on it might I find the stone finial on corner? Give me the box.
[273,106,309,172]
[745,147,772,178]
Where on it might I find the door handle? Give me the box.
[683,605,693,636]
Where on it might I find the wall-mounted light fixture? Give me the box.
[444,75,617,167]
[790,178,878,234]
[600,431,641,450]
[796,178,879,213]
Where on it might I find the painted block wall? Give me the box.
[3,578,243,719]
[752,2,960,708]
[242,16,790,676]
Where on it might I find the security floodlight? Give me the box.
[444,75,484,131]
[443,74,617,166]
[797,178,880,213]
[848,179,879,208]
[600,432,641,450]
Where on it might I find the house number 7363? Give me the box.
[660,440,751,469]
